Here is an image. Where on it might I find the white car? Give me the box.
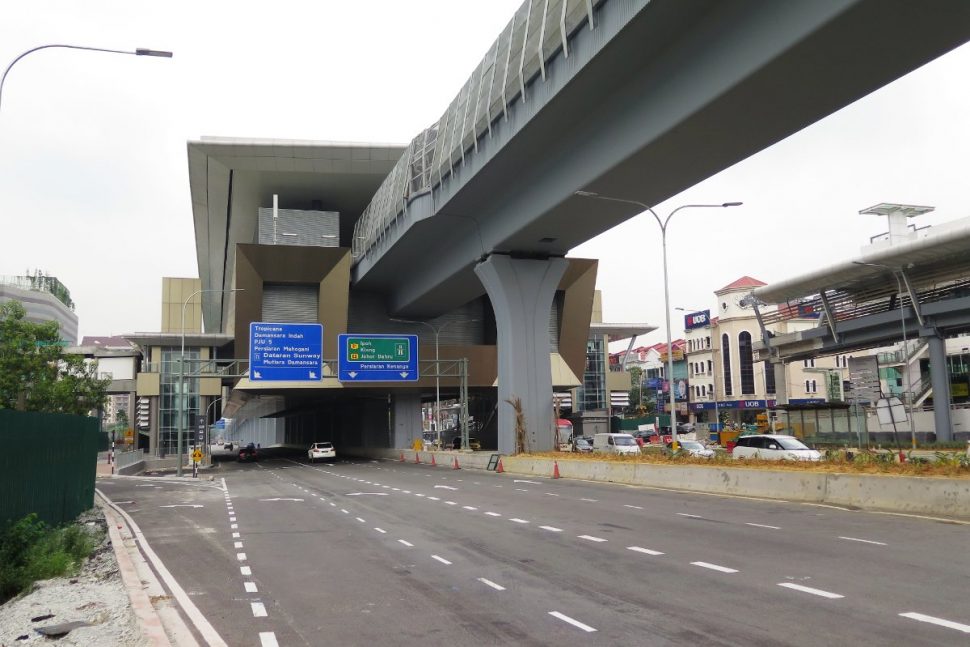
[731,434,821,461]
[665,440,715,459]
[308,442,336,463]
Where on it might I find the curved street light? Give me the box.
[1,44,172,110]
[575,190,742,444]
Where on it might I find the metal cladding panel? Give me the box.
[261,284,319,323]
[347,293,485,346]
[257,208,340,246]
[549,291,563,351]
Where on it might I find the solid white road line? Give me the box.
[374,528,386,534]
[578,535,607,543]
[237,553,247,561]
[432,555,452,565]
[691,561,737,573]
[478,577,506,591]
[240,566,252,576]
[485,511,502,517]
[899,612,970,633]
[251,602,267,617]
[746,523,781,530]
[509,518,529,524]
[244,582,258,593]
[539,525,563,532]
[627,546,664,556]
[398,539,414,547]
[777,583,843,598]
[549,611,597,633]
[839,536,887,546]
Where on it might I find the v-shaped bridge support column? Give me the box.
[475,255,568,455]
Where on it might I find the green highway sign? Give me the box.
[345,337,410,362]
[338,334,418,382]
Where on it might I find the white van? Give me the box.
[593,433,640,456]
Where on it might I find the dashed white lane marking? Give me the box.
[580,498,598,502]
[478,578,506,591]
[231,524,238,529]
[578,535,607,543]
[691,561,738,573]
[403,490,412,494]
[484,512,502,517]
[427,496,440,501]
[229,517,236,522]
[545,493,559,497]
[329,502,336,507]
[340,509,349,514]
[899,612,970,633]
[244,582,258,593]
[509,518,529,524]
[259,632,279,647]
[356,517,366,523]
[746,523,781,530]
[415,493,425,497]
[240,566,252,576]
[627,546,664,556]
[623,504,643,510]
[777,583,844,599]
[463,505,478,511]
[237,553,247,561]
[677,513,702,519]
[838,536,887,546]
[374,528,386,534]
[234,541,244,549]
[251,602,267,617]
[232,532,240,538]
[539,525,563,532]
[431,555,452,565]
[392,488,400,491]
[445,501,457,505]
[549,611,597,633]
[515,488,529,492]
[398,539,414,547]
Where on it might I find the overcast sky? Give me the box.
[2,2,968,347]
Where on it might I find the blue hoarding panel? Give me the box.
[338,333,419,382]
[249,322,323,382]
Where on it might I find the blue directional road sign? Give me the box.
[338,333,418,382]
[249,322,323,382]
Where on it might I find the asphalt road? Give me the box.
[100,456,970,646]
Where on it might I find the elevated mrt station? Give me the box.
[184,138,597,454]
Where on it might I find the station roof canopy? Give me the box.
[589,322,658,341]
[752,217,970,325]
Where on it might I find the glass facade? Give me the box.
[577,337,606,410]
[159,348,200,455]
[738,331,755,395]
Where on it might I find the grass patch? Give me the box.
[531,449,970,478]
[0,512,100,604]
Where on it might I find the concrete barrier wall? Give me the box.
[352,448,968,518]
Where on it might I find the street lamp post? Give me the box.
[202,396,222,464]
[576,191,741,444]
[853,261,918,449]
[390,317,475,448]
[178,288,242,477]
[1,44,172,110]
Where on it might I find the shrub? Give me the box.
[0,512,99,604]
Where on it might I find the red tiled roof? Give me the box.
[717,276,767,292]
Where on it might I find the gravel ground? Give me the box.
[0,508,147,647]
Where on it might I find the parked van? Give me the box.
[593,433,640,456]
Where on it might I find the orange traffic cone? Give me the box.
[415,452,421,464]
[452,456,460,470]
[496,458,504,473]
[553,461,560,479]
[431,453,437,467]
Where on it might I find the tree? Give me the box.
[626,367,656,416]
[0,301,108,415]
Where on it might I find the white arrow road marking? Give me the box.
[258,498,304,502]
[160,504,204,508]
[346,492,389,496]
[513,479,539,484]
[434,485,458,490]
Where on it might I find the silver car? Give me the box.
[665,440,715,459]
